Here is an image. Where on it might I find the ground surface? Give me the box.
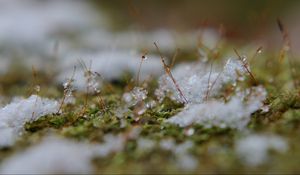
[0,1,300,174]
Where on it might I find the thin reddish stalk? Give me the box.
[154,42,188,104]
[233,48,257,84]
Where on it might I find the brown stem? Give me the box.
[154,42,188,104]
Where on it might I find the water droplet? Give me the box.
[268,78,274,83]
[220,123,227,129]
[34,85,40,92]
[185,128,195,136]
[261,105,269,113]
[122,93,132,103]
[238,76,245,81]
[257,49,262,54]
[142,55,148,60]
[95,88,101,94]
[242,55,247,63]
[63,82,68,89]
[146,100,157,109]
[137,107,147,115]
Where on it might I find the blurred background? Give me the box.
[0,0,300,46]
[0,0,299,75]
[97,0,300,50]
[98,0,295,37]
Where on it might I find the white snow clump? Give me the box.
[93,134,126,157]
[0,136,94,174]
[57,51,163,91]
[0,134,126,174]
[160,139,198,171]
[166,86,267,130]
[0,95,59,147]
[235,134,288,166]
[0,0,98,43]
[156,58,246,104]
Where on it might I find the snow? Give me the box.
[199,29,220,50]
[176,154,198,171]
[0,95,59,147]
[121,87,149,116]
[0,128,15,148]
[79,30,187,51]
[0,0,98,43]
[80,28,220,53]
[160,139,198,171]
[0,134,126,174]
[0,0,220,80]
[123,87,148,106]
[137,138,156,151]
[93,134,125,157]
[156,58,246,104]
[61,77,76,105]
[235,134,288,166]
[166,86,267,130]
[0,0,102,76]
[0,136,95,174]
[57,51,163,91]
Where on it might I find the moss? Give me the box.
[1,44,300,174]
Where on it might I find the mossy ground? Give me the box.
[0,46,300,174]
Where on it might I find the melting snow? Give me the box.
[0,137,94,174]
[123,87,148,106]
[235,134,288,166]
[0,134,126,174]
[167,86,267,130]
[93,134,125,157]
[57,51,163,90]
[0,0,98,43]
[160,139,198,171]
[0,95,59,147]
[137,138,156,151]
[156,58,246,104]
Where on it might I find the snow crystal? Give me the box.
[167,86,267,130]
[0,95,59,147]
[118,86,149,118]
[60,77,76,105]
[156,58,246,104]
[131,87,148,103]
[0,136,95,174]
[235,134,288,166]
[123,87,148,106]
[57,51,163,91]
